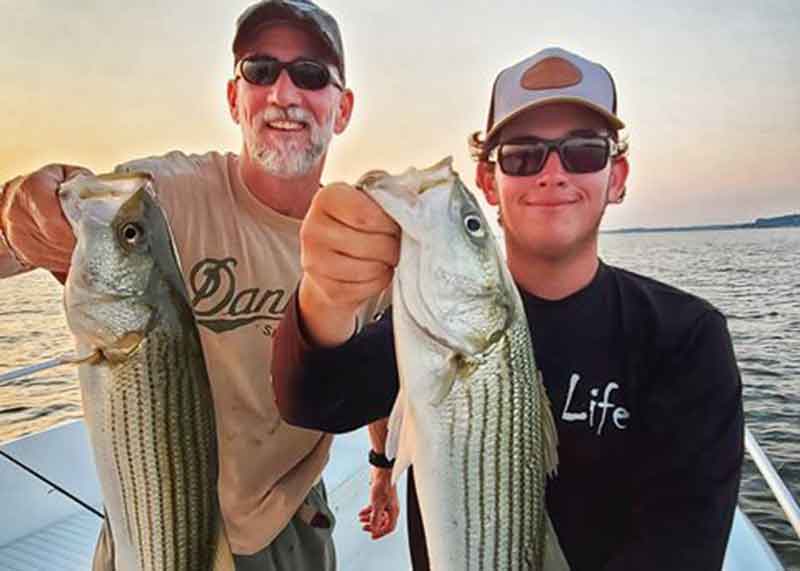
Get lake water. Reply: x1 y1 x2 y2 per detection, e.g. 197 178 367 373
1 227 798 567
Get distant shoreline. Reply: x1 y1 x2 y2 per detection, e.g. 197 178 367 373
602 213 800 235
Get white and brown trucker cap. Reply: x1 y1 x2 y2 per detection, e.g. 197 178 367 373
484 47 625 147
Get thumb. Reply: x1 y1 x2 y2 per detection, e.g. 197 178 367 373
369 496 383 529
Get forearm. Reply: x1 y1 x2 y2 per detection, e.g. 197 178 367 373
0 235 32 278
272 290 399 433
368 418 389 453
0 165 87 276
0 178 33 278
298 277 358 347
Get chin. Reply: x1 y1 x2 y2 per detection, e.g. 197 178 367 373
255 150 317 178
512 224 596 260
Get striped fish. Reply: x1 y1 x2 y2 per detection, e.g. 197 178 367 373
59 174 233 571
361 159 569 570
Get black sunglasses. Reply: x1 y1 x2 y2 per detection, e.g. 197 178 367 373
497 135 619 176
236 56 342 91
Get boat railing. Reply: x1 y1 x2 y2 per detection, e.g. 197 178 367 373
745 426 800 539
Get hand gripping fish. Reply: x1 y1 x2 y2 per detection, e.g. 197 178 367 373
360 158 569 570
59 173 234 571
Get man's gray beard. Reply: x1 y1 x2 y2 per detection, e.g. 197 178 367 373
252 106 334 178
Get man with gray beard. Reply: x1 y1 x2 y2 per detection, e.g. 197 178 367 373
0 1 399 569
256 103 335 177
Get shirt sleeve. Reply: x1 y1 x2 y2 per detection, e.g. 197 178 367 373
272 290 400 434
605 310 744 570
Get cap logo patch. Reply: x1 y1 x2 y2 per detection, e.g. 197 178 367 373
520 57 582 91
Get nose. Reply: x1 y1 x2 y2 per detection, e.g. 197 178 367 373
266 69 302 107
535 149 568 189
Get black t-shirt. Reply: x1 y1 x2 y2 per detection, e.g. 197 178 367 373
272 261 744 570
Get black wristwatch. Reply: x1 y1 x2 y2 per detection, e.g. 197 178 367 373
369 449 395 469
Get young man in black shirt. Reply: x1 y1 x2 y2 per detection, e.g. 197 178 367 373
272 47 744 570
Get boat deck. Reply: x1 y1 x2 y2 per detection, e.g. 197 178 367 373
0 512 100 571
0 420 784 570
0 422 410 570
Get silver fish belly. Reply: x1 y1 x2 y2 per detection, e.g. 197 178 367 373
396 304 556 569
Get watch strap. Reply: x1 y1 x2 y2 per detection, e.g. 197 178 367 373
368 449 395 469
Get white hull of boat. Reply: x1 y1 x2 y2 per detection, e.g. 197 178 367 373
0 420 784 570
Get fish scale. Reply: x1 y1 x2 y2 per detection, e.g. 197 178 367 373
105 308 218 570
439 320 546 570
60 173 234 571
363 158 567 571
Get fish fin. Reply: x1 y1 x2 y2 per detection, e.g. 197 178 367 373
430 372 456 406
212 519 235 570
385 390 404 462
101 331 146 365
543 513 570 571
65 334 144 367
538 368 560 478
387 392 414 486
429 353 461 406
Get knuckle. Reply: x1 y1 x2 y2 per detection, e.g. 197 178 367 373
20 175 56 203
355 199 386 229
323 181 355 194
299 220 314 244
318 182 353 211
299 222 328 253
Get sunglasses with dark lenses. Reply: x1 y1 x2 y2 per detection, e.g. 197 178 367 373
497 135 619 176
236 56 342 91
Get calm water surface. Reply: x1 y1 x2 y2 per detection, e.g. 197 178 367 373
1 227 798 566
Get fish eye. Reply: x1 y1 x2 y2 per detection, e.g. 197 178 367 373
120 222 144 246
463 214 485 237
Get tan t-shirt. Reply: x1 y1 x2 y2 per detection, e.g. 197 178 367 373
117 150 331 554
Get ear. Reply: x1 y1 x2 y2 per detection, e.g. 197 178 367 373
333 88 354 134
227 79 240 124
476 161 499 205
607 155 629 204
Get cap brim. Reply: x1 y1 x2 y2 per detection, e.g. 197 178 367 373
486 96 625 145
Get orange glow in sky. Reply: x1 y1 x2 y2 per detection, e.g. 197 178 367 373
1 0 797 228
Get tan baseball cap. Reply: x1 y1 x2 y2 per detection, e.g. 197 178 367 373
484 47 624 147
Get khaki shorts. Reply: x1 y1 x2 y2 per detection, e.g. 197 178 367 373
92 480 336 571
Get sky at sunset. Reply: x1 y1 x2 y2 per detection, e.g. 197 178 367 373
1 0 798 229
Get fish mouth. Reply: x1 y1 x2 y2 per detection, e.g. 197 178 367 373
417 158 454 195
60 172 152 199
358 157 456 236
59 172 153 228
